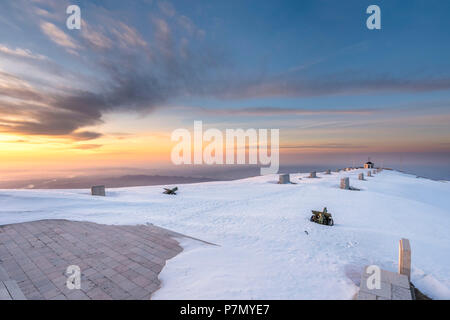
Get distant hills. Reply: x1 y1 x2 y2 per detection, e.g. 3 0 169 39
0 175 217 189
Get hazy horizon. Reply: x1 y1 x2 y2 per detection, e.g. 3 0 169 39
1 153 449 189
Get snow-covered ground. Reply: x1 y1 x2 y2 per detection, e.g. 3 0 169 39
0 169 449 299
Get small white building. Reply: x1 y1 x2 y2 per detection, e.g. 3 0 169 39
364 161 374 169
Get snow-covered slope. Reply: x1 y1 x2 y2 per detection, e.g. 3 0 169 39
0 169 449 299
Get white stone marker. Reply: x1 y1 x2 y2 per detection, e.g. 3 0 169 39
340 177 350 190
278 174 290 184
309 171 317 178
367 171 372 177
91 185 106 196
359 173 364 180
399 238 411 280
325 169 331 174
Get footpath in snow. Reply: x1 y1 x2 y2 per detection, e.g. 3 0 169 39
0 169 449 299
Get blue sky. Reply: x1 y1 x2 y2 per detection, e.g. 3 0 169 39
0 0 449 178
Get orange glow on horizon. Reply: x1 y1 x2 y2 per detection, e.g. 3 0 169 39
1 129 448 175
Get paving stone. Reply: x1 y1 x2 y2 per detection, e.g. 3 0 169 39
33 277 52 288
80 279 97 293
359 278 391 299
362 267 410 289
100 268 116 278
149 264 164 274
66 290 90 300
116 279 138 292
108 287 131 300
3 280 27 300
357 291 377 300
0 281 12 300
0 219 188 300
37 282 57 295
108 273 129 285
359 266 412 300
86 287 112 300
0 266 9 281
121 268 141 281
42 287 62 299
145 282 160 294
21 284 38 296
392 284 412 300
383 271 410 289
129 286 150 300
51 275 68 290
113 264 130 274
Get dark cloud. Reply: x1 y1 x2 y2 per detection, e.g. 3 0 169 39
0 72 45 102
71 131 103 141
0 92 102 139
0 1 222 140
73 144 103 150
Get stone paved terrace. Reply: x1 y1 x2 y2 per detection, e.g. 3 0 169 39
0 219 188 300
357 266 413 300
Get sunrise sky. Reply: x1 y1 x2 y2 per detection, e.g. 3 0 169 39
1 0 450 181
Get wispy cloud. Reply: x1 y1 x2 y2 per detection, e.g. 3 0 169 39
156 0 205 38
281 143 368 149
210 75 450 100
0 71 43 102
73 144 103 150
39 21 79 53
0 139 29 143
158 1 176 17
110 22 147 48
179 106 375 116
0 44 47 60
80 21 113 50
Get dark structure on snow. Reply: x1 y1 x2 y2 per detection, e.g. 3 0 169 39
364 157 374 169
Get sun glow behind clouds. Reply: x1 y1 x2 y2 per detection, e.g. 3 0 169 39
1 97 450 179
